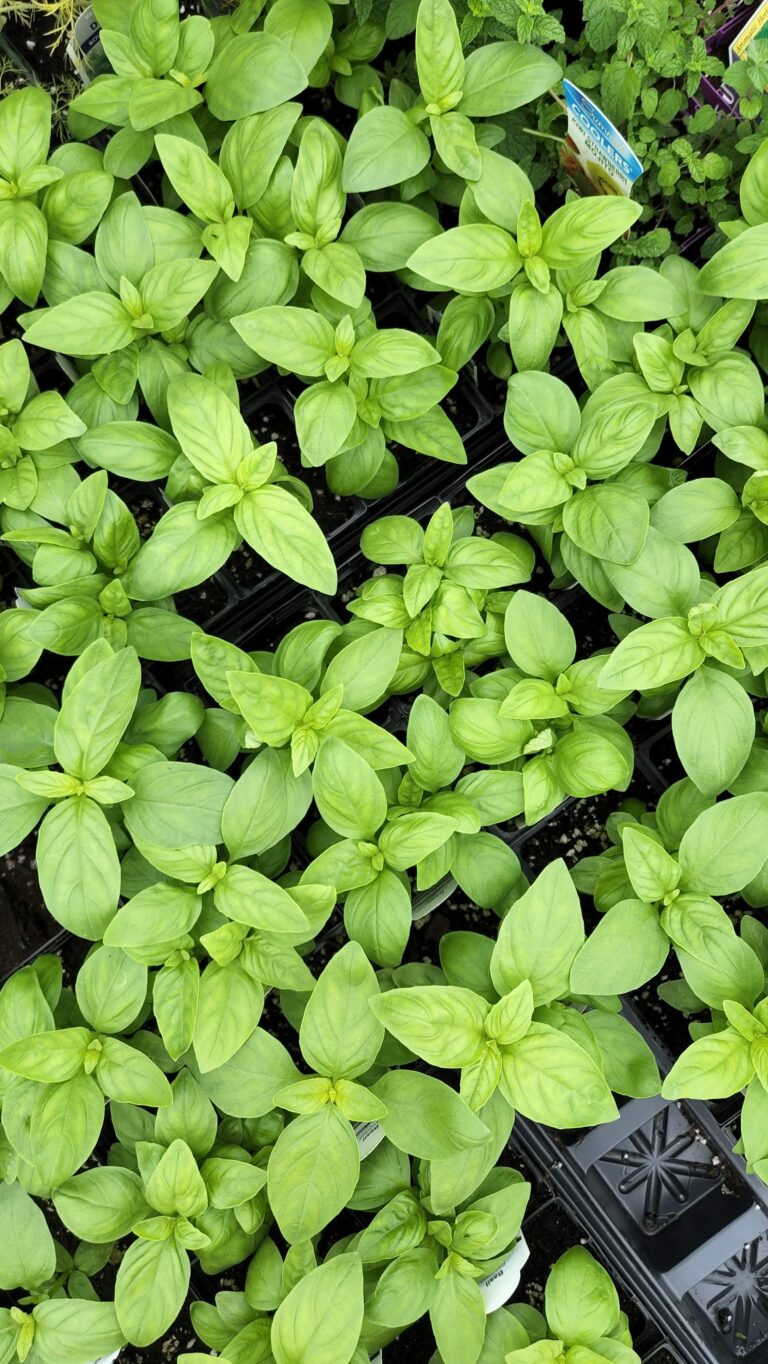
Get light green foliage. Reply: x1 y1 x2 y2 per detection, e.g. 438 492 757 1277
0 0 767 1358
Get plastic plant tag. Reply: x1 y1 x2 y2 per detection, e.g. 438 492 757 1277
478 1235 530 1314
94 1353 121 1364
371 1354 383 1363
66 7 106 84
729 0 768 62
353 1120 386 1159
561 80 644 196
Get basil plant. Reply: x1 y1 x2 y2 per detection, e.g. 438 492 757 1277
118 372 336 597
468 370 671 610
661 921 768 1190
20 190 217 426
70 0 213 172
0 943 171 1195
348 501 534 697
452 590 634 825
4 471 199 660
0 341 85 512
341 0 559 199
0 87 113 309
501 1247 640 1364
349 1152 530 1364
233 300 466 496
571 786 768 999
407 196 645 376
373 859 660 1128
0 1179 124 1364
189 613 405 773
53 1068 270 1347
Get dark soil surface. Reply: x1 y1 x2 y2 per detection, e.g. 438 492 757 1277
246 396 360 537
0 833 59 980
116 1298 199 1363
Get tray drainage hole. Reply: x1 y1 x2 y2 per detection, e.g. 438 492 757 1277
716 1307 734 1333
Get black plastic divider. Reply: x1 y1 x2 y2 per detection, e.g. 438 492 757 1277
507 991 768 1364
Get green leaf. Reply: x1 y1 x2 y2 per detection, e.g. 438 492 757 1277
34 1299 124 1364
373 1069 490 1159
294 380 358 467
53 1166 148 1243
268 1107 359 1243
662 1027 754 1100
540 198 642 268
342 202 441 271
54 646 141 780
222 748 311 859
194 960 264 1072
124 760 233 848
677 793 768 895
430 1265 486 1364
0 87 51 181
4 1070 105 1190
37 797 120 939
115 1233 190 1347
235 485 337 594
0 201 48 306
204 32 308 121
372 984 488 1067
167 372 250 483
155 133 233 225
271 1253 364 1364
342 107 431 192
232 305 336 376
300 942 384 1080
672 669 754 797
408 224 521 292
0 1182 55 1290
500 1024 618 1128
459 41 561 116
23 292 136 358
546 1246 620 1347
321 627 403 713
570 900 669 995
599 618 704 691
586 1012 660 1099
563 486 649 566
416 0 464 108
312 736 387 839
263 0 333 76
491 860 584 1005
504 590 575 679
96 1035 172 1106
75 944 147 1034
0 763 49 854
699 224 768 300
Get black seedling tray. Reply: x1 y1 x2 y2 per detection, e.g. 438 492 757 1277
508 991 768 1364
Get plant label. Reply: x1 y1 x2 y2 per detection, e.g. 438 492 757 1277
478 1234 531 1314
561 79 644 197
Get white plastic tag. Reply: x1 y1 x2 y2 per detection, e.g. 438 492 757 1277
66 7 102 83
478 1235 530 1314
353 1120 386 1159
